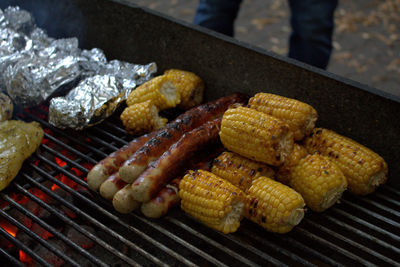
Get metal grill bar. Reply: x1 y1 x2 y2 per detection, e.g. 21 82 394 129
0 226 52 267
90 127 129 145
331 208 400 243
41 144 90 174
323 214 400 255
30 152 210 266
278 235 345 267
304 219 398 265
13 181 142 267
25 114 108 158
0 208 80 267
42 132 98 164
164 216 264 267
236 227 316 267
294 227 374 266
341 199 400 228
1 194 108 267
0 247 25 267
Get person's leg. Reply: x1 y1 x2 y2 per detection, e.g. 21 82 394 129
288 0 338 69
194 0 242 37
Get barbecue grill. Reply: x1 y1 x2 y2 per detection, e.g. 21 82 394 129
1 0 399 266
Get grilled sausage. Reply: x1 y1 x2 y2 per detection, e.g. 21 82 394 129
140 178 181 218
131 118 222 202
139 150 221 218
99 173 127 200
87 132 156 191
119 93 248 183
112 184 140 214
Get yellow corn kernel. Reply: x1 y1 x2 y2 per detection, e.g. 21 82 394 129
304 128 388 195
276 143 308 185
219 106 294 166
120 100 167 135
246 177 305 233
290 154 347 212
164 69 204 109
179 170 245 234
126 75 181 110
211 151 275 193
248 93 318 140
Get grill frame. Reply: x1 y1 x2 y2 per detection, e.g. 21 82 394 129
0 0 400 265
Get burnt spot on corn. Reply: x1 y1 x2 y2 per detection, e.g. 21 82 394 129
261 216 266 223
249 169 256 176
315 129 322 135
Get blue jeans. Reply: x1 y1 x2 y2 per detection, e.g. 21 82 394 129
194 0 338 69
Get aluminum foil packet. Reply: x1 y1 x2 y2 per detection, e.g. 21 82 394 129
49 62 157 129
1 6 157 129
1 7 83 107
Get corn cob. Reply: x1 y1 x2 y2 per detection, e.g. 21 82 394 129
246 177 305 233
120 100 168 135
248 93 318 141
290 154 347 212
126 75 181 110
179 170 245 234
164 69 204 109
276 143 308 185
219 106 294 166
304 128 388 195
211 151 275 193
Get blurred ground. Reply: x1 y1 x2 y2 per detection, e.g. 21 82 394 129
130 0 400 97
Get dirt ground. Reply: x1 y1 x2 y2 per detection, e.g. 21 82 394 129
129 0 400 97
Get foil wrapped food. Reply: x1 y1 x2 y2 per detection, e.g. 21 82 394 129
1 6 157 129
49 62 156 129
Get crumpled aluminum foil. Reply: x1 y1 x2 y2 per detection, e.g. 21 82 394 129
3 37 82 107
1 6 157 129
49 62 157 129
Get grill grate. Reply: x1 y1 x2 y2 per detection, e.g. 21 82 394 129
1 107 399 266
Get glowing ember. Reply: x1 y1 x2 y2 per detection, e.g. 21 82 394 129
28 188 49 203
55 157 67 168
0 220 18 238
71 167 83 177
51 184 60 191
19 250 34 266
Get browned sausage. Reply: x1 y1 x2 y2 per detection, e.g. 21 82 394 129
139 148 222 218
131 118 222 202
118 93 248 183
99 173 127 200
140 178 181 218
112 184 141 214
87 132 156 191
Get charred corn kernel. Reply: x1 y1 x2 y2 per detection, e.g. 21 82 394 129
246 177 305 233
219 106 294 166
179 170 245 234
290 154 347 212
276 143 308 185
164 69 204 109
305 128 388 195
126 75 181 110
248 93 318 141
211 151 275 192
120 100 167 135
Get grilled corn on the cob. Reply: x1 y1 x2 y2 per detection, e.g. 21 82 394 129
276 143 308 185
126 75 181 110
290 154 347 212
246 177 305 233
248 93 318 140
211 151 275 192
179 170 246 234
164 69 204 109
219 106 294 166
305 128 388 195
120 100 167 135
